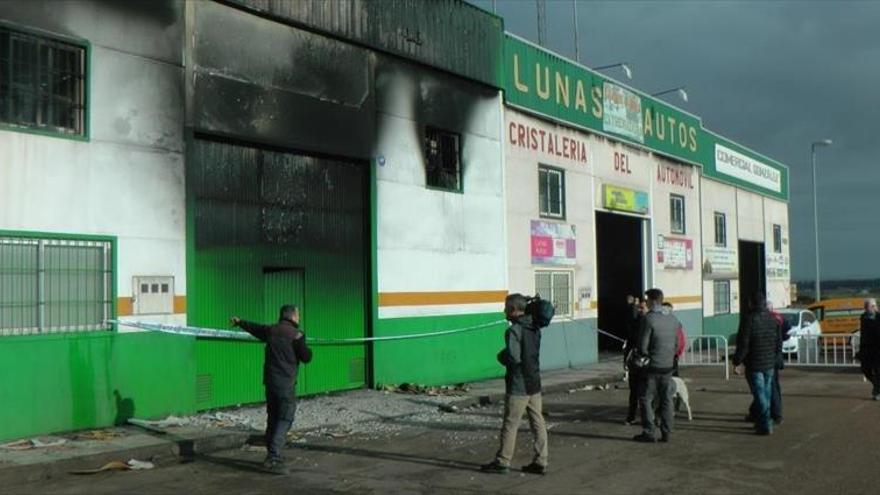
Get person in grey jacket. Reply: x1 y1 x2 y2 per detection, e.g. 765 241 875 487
633 288 681 443
482 293 548 475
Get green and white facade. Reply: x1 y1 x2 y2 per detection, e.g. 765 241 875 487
0 0 788 441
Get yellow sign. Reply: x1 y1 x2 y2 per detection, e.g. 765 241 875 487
603 185 649 214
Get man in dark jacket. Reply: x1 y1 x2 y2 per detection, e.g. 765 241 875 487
231 305 313 474
733 292 781 435
624 296 647 424
857 298 880 400
633 288 681 443
482 294 548 475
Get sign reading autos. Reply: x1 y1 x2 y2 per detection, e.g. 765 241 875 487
715 144 782 193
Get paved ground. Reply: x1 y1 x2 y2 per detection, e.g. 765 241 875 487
16 366 880 495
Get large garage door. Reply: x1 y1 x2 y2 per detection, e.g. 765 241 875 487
189 137 368 410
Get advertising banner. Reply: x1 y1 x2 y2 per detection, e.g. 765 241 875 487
603 184 649 214
766 253 790 280
657 236 694 270
603 82 644 143
714 143 782 193
703 246 738 279
531 220 576 266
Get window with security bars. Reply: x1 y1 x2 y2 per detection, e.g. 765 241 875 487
535 270 572 317
714 212 727 246
670 194 685 234
713 280 730 315
0 235 112 336
538 165 565 219
424 127 462 192
0 26 86 136
773 224 782 253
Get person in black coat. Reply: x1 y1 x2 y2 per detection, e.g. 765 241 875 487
733 292 781 435
857 298 880 400
231 304 312 475
623 296 647 424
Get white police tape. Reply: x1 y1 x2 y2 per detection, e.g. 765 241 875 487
109 319 508 344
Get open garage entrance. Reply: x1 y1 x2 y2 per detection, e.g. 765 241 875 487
738 241 766 314
596 211 646 350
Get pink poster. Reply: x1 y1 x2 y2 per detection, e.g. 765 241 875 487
531 221 576 266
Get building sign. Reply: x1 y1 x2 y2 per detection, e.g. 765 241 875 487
531 221 576 266
502 34 704 168
602 82 643 143
656 163 695 190
767 253 790 280
507 119 589 164
714 143 782 193
602 184 649 214
703 246 737 279
657 236 694 270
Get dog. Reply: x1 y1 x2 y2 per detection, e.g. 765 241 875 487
649 376 693 423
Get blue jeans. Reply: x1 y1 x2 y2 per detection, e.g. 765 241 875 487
747 369 775 433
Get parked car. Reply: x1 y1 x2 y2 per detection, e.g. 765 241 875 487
777 308 822 353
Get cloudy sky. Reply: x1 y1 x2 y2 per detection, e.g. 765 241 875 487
470 0 880 281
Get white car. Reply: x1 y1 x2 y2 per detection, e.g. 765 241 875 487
777 308 822 353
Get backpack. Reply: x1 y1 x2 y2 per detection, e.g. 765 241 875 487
526 294 555 329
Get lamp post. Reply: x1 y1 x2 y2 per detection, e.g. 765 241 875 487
811 139 833 302
651 86 688 102
593 63 633 80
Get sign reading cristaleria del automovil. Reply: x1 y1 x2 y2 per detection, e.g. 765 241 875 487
507 117 589 164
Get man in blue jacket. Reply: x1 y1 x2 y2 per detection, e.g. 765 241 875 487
482 293 548 475
231 304 313 474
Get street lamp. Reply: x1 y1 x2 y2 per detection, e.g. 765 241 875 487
811 138 833 302
651 86 688 102
593 63 633 80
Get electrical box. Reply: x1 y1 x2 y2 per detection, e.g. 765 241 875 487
133 276 174 315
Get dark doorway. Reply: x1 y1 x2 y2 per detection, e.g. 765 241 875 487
596 211 644 350
738 241 766 315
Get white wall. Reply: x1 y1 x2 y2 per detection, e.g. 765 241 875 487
765 198 792 309
0 2 186 325
701 177 741 316
504 109 595 319
375 69 506 319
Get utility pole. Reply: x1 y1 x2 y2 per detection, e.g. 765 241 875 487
573 0 580 63
537 0 547 47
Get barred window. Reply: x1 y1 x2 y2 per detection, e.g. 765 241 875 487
713 280 730 315
0 26 86 136
424 127 462 192
538 166 565 219
535 270 572 317
0 235 112 336
714 212 726 246
773 224 782 253
670 194 686 234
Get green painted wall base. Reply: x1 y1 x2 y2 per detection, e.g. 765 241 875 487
703 313 740 341
0 331 196 442
373 313 507 386
677 308 704 338
541 318 598 370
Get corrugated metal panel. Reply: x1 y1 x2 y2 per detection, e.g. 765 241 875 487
189 138 368 409
222 0 503 87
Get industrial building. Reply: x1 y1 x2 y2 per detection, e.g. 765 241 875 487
0 0 788 441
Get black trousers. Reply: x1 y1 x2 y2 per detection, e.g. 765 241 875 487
265 385 297 461
861 361 880 396
627 369 643 420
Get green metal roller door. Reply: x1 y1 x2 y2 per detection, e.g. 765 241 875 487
187 138 368 410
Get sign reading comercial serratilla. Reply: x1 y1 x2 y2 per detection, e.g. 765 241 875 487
603 82 643 143
531 220 576 266
715 144 782 193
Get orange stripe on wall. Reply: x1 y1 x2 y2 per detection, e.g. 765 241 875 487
378 290 508 307
666 295 702 304
117 297 133 316
174 296 187 314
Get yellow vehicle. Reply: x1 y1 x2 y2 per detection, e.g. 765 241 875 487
808 298 865 335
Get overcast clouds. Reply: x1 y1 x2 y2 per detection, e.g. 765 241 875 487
471 0 880 281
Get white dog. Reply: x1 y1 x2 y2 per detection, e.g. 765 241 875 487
671 376 693 421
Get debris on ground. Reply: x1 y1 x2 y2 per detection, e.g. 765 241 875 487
127 416 188 434
0 438 68 450
72 429 124 441
324 431 352 439
389 383 470 396
70 459 154 475
438 404 460 414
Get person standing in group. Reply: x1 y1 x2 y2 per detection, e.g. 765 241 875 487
231 305 313 475
732 293 781 436
765 301 790 424
856 298 880 400
632 289 681 443
623 296 647 425
482 294 548 475
661 302 688 377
